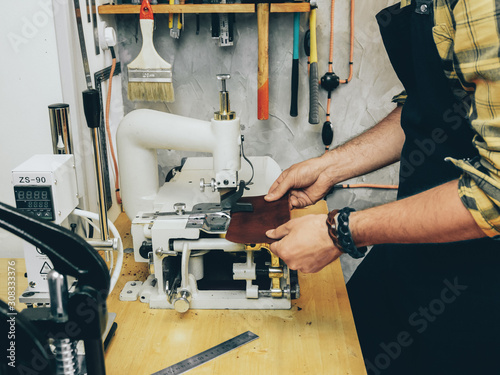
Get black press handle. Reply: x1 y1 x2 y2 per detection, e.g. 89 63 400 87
82 89 101 129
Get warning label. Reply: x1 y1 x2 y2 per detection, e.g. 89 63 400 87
40 262 53 275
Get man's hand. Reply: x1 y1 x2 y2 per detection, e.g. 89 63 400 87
266 214 342 273
264 157 335 209
265 107 404 209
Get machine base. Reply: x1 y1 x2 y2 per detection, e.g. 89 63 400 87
123 275 293 310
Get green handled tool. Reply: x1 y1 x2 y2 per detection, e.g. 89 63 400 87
290 12 300 117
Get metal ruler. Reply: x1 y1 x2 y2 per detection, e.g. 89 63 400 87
151 331 259 375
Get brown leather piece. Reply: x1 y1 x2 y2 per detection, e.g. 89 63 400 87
225 195 290 244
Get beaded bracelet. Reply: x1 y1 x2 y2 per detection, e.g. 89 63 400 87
326 209 340 247
326 207 367 259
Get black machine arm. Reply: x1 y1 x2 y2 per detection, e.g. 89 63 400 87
0 202 111 375
0 202 109 294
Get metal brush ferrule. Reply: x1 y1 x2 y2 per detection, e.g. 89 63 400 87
128 69 173 83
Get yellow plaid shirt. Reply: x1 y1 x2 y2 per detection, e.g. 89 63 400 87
397 0 500 237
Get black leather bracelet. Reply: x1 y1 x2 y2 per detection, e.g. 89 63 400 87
336 207 367 259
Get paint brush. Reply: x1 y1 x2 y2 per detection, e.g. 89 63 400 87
127 0 174 102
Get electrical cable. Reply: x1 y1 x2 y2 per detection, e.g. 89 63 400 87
241 135 254 188
73 209 123 294
105 46 122 205
334 183 398 190
338 0 354 85
79 215 114 276
109 249 114 276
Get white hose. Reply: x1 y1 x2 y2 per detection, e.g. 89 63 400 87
72 209 123 294
108 249 114 277
79 216 114 275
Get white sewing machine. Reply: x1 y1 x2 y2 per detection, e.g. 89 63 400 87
117 75 299 312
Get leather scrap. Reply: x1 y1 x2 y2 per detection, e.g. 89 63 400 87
225 195 290 244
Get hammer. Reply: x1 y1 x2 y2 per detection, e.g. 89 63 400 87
257 2 270 120
308 0 320 124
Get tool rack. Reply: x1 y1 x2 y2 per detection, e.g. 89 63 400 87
99 2 311 119
98 3 311 14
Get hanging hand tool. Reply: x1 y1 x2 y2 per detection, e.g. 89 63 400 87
320 71 339 151
72 0 114 213
322 119 334 152
304 28 310 71
169 0 182 39
290 12 300 117
308 0 319 124
320 0 355 150
91 0 100 55
257 2 270 120
194 0 202 34
128 0 174 102
211 0 235 47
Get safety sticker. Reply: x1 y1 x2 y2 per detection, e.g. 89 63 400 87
40 262 53 275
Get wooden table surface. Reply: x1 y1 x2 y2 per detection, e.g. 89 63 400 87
1 201 366 375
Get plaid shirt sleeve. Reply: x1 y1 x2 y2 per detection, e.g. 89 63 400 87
434 0 500 238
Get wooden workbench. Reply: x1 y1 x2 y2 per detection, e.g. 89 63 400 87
1 201 366 374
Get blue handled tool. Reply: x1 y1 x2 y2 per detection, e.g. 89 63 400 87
290 12 300 117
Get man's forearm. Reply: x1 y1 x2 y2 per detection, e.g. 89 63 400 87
322 106 405 183
350 180 486 247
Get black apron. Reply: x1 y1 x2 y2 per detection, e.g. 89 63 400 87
346 2 500 374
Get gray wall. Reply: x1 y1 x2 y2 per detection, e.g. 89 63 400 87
115 0 403 281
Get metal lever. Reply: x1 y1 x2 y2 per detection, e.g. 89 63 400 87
83 89 110 245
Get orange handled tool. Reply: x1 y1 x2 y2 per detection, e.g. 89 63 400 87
257 3 269 120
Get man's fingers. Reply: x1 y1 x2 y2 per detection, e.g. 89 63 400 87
265 184 287 201
268 240 280 256
266 223 290 240
289 191 313 209
265 173 290 201
289 195 300 209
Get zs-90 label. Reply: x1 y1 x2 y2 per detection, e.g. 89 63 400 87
18 176 46 184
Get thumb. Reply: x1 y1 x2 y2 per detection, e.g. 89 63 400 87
265 182 290 202
266 222 290 240
266 229 277 239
